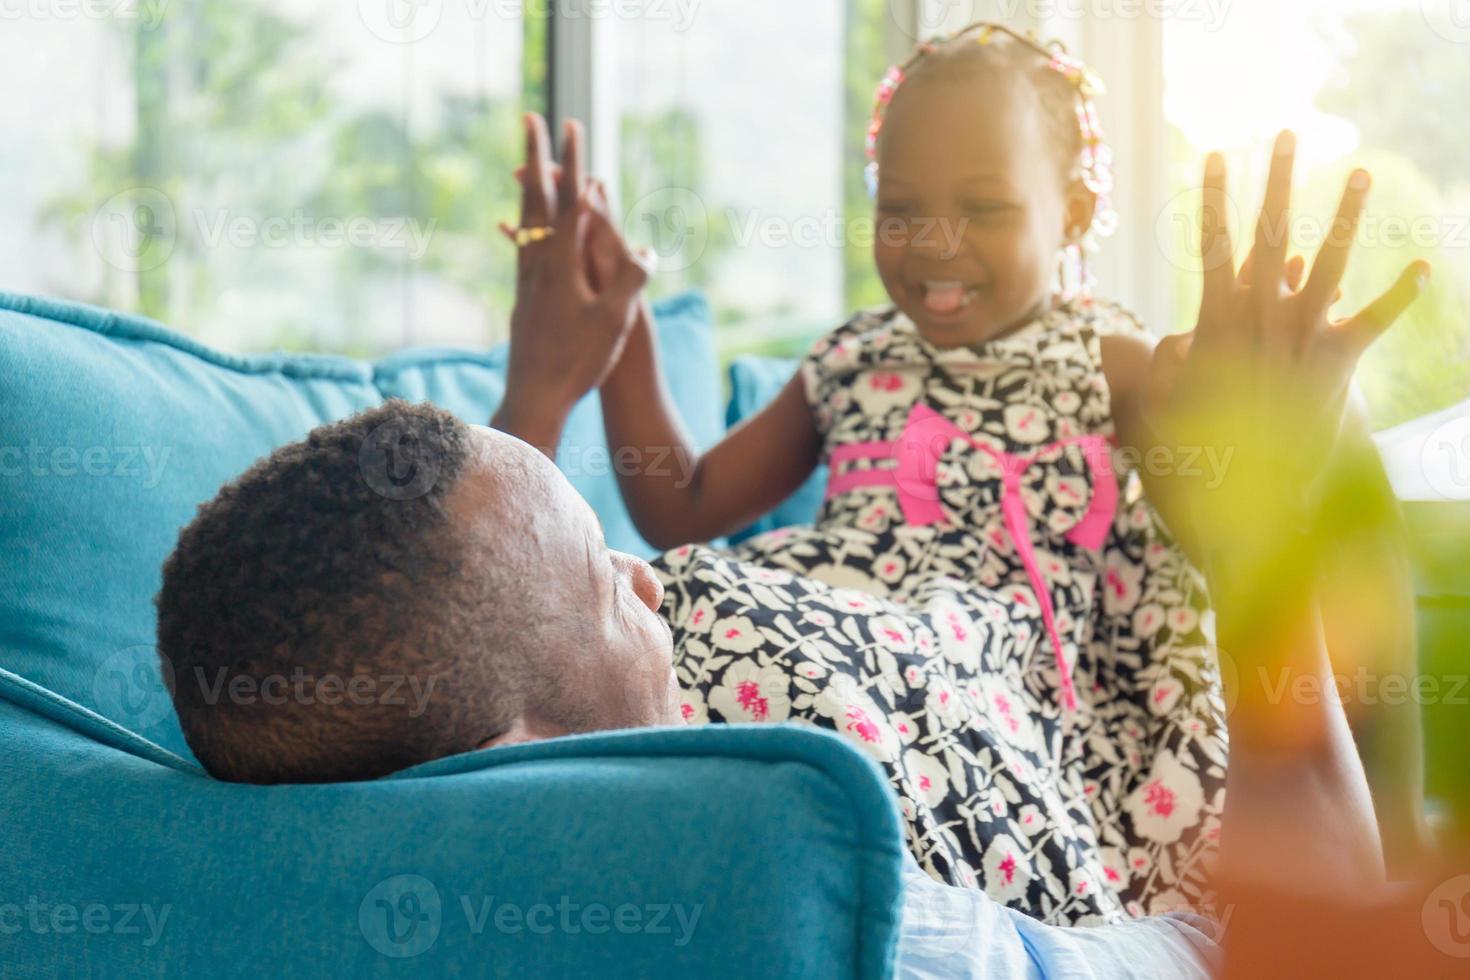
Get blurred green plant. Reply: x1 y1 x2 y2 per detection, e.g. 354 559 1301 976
43 1 545 355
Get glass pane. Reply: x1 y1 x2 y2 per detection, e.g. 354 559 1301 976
1 2 541 355
1161 0 1470 432
615 0 893 358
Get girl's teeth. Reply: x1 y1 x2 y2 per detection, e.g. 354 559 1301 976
923 282 972 315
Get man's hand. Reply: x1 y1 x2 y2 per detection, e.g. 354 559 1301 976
492 114 649 454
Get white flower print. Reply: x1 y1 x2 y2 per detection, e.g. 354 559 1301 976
1004 403 1048 444
931 601 979 666
904 749 950 809
1053 390 1081 415
1147 677 1185 717
1125 750 1204 844
813 674 898 763
855 499 900 534
1099 847 1129 892
1013 804 1045 838
709 615 763 654
708 662 791 723
1102 552 1144 614
1132 603 1167 637
685 597 717 634
874 553 907 584
678 689 709 725
1167 606 1199 635
851 369 921 415
870 615 913 652
981 834 1032 903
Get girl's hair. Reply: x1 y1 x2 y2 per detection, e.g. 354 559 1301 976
865 22 1118 297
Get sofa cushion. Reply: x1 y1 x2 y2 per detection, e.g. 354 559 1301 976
0 291 721 760
725 355 827 543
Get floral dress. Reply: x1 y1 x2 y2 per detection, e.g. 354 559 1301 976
652 301 1228 926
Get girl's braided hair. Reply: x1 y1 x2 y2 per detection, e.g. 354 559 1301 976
865 22 1119 298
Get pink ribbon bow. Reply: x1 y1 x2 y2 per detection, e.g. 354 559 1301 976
826 404 1119 712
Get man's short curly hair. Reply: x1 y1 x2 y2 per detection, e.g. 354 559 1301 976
157 400 517 783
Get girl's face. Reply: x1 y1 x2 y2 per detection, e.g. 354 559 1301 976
873 73 1094 348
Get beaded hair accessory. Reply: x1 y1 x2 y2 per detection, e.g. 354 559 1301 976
863 22 1119 298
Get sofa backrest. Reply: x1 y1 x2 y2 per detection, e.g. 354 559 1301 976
0 291 722 760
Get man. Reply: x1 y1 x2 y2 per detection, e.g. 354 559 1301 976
155 115 1423 977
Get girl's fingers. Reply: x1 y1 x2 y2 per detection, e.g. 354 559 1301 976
519 113 556 230
1303 170 1371 312
585 205 649 310
1252 131 1296 314
1339 262 1430 353
1200 153 1235 323
1284 254 1306 294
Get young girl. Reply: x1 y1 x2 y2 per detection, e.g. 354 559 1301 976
598 23 1222 926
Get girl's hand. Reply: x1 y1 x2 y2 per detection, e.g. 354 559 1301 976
1146 132 1429 571
494 114 648 449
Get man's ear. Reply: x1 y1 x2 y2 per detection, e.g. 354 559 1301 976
1063 179 1099 245
477 714 569 750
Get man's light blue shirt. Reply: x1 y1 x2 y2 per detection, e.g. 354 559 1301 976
896 851 1222 979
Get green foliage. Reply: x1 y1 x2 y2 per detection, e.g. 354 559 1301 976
618 107 736 307
46 1 536 353
1318 10 1470 193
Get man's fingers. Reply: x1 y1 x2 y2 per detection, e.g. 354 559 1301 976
1200 153 1235 323
515 163 562 185
520 113 556 229
1303 169 1370 312
1253 131 1296 311
1339 261 1430 353
556 119 585 233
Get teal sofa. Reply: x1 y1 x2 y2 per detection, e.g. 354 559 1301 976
0 292 905 978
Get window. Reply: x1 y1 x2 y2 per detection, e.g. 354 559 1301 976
2 1 908 360
2 1 542 355
611 0 905 359
1158 0 1470 432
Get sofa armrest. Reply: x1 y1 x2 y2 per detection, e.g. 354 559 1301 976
0 683 904 978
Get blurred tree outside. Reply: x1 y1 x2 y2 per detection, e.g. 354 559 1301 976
44 1 543 356
1168 9 1470 431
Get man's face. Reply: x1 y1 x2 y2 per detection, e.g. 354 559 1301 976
450 426 682 736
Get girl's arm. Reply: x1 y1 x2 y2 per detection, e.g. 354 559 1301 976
599 303 822 550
